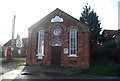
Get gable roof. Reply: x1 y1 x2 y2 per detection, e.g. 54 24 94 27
4 39 16 47
4 38 28 47
28 8 89 32
102 30 116 36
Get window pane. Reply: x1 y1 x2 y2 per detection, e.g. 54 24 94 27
71 38 73 44
71 50 74 54
71 44 73 48
73 50 75 54
72 44 75 48
71 49 75 55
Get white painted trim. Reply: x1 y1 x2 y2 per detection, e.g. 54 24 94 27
36 53 44 56
68 55 78 57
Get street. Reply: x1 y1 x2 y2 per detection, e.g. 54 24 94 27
15 66 120 80
0 62 120 81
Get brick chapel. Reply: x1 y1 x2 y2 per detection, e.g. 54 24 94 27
26 8 90 68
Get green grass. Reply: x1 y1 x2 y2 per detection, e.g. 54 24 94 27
85 60 120 76
1 59 25 64
65 60 120 76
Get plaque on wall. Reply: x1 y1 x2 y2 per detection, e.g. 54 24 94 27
64 48 68 54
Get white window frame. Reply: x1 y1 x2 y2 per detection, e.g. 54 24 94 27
68 29 77 57
36 30 44 59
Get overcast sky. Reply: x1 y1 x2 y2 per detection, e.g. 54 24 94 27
0 0 119 44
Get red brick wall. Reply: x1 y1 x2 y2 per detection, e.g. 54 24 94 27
27 31 90 68
77 32 84 67
26 32 38 65
31 32 37 64
43 32 49 65
82 32 90 67
62 32 69 67
26 33 32 64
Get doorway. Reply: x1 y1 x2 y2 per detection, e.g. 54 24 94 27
51 41 62 66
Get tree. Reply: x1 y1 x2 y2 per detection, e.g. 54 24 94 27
80 4 102 45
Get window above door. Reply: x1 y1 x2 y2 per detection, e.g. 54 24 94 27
52 41 61 46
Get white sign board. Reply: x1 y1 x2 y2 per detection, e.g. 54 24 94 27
64 48 68 54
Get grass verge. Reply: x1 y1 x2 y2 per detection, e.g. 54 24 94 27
66 60 120 77
1 59 25 64
84 60 120 76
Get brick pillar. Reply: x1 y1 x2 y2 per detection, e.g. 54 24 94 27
62 32 69 67
77 32 84 67
83 32 90 67
43 32 49 65
26 32 33 65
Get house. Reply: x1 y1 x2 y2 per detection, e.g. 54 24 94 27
101 29 120 42
3 38 27 59
93 29 120 63
26 8 90 68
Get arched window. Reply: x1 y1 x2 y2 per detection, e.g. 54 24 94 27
36 30 44 59
52 41 61 46
69 29 77 57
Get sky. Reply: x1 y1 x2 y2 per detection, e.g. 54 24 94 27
0 0 119 44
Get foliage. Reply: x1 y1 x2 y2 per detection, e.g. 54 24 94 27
80 4 102 44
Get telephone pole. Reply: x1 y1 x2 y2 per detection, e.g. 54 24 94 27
11 15 16 60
